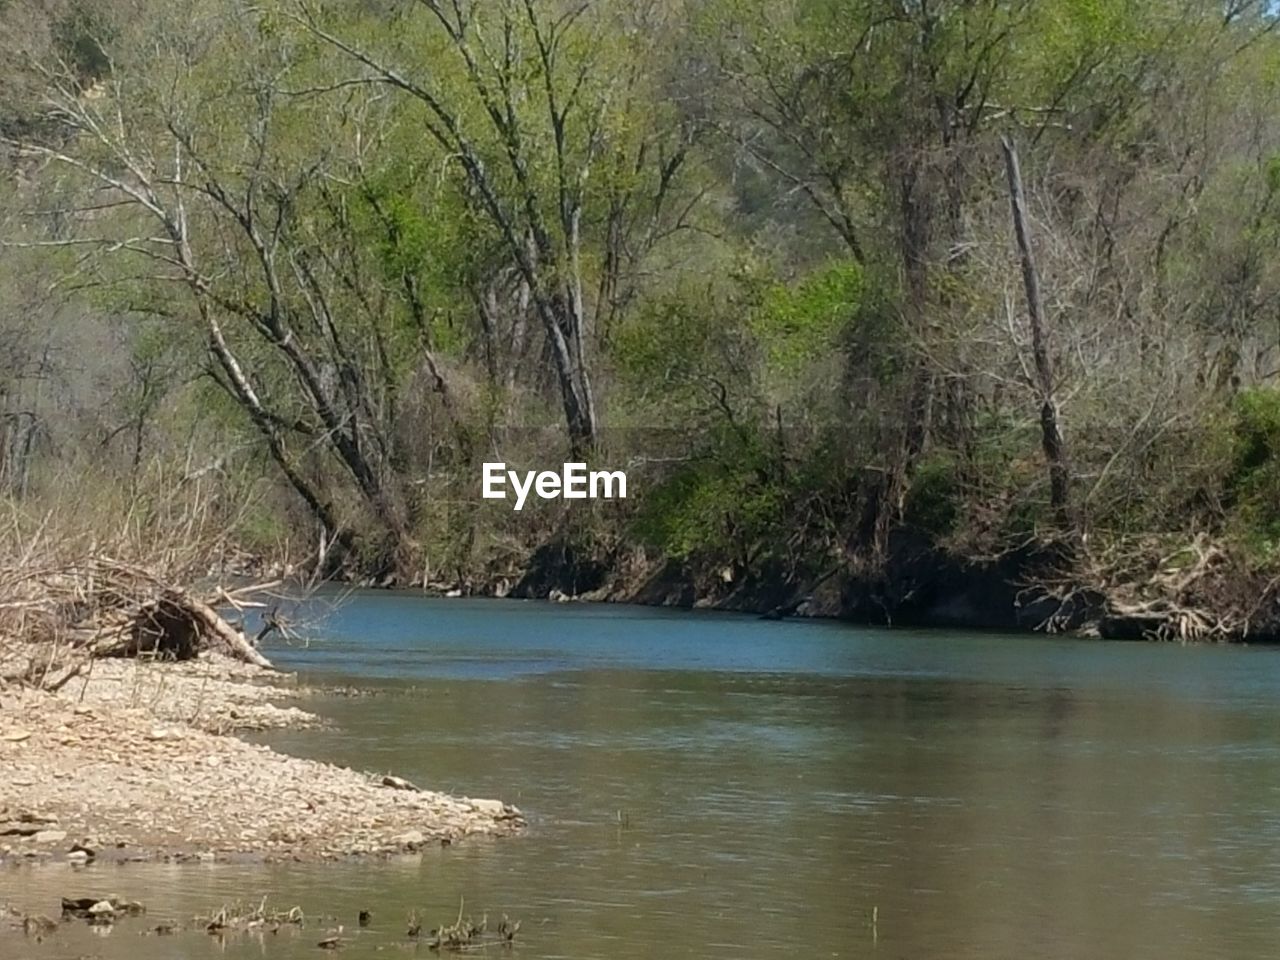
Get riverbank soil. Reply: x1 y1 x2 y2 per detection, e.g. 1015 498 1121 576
499 530 1280 642
0 650 522 864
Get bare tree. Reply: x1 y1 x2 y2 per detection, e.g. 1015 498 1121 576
294 0 692 456
3 45 429 568
1001 135 1072 531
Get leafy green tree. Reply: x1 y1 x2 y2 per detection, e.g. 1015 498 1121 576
295 0 697 456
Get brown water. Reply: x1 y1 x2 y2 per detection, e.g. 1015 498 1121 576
4 595 1280 958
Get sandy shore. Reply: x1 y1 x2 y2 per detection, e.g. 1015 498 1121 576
0 652 523 864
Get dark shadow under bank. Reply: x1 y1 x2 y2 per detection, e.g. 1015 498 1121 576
500 529 1280 644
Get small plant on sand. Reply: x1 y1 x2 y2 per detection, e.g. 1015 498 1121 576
424 897 520 952
200 897 305 934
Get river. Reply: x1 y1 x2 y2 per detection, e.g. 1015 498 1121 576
5 594 1280 958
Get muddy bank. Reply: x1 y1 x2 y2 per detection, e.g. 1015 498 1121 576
507 532 1089 628
0 650 522 865
498 530 1280 643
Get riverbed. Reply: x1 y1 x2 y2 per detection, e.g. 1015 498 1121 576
5 594 1280 958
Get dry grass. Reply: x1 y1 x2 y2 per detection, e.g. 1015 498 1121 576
0 474 281 689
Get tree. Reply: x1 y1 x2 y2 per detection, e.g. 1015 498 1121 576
293 0 695 456
696 0 1057 545
1001 135 1071 531
3 12 442 571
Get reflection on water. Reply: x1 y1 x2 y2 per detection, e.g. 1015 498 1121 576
4 597 1280 958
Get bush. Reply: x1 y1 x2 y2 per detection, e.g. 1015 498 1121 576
1225 388 1280 559
629 418 786 563
903 454 961 538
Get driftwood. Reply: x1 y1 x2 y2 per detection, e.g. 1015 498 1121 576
0 556 276 686
89 591 273 669
1099 539 1244 642
1036 534 1259 643
184 591 274 668
1014 532 1270 643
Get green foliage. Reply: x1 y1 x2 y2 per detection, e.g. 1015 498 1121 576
347 161 478 357
1265 154 1280 196
1232 388 1280 478
613 266 762 415
1225 389 1280 559
356 167 473 287
11 0 1280 593
632 446 780 561
751 261 860 375
51 2 114 81
615 258 860 432
903 454 961 538
236 502 291 556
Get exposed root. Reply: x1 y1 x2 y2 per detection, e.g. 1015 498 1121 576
1050 533 1272 642
1012 533 1274 643
1096 535 1246 642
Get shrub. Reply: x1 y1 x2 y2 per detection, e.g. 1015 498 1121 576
903 453 961 538
1225 388 1280 559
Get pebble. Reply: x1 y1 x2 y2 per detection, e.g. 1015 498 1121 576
0 651 524 864
393 829 425 847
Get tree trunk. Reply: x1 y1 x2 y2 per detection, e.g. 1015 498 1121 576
1001 135 1074 532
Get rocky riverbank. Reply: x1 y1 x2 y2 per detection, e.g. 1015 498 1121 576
0 650 523 865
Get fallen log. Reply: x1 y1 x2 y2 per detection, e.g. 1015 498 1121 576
176 590 274 669
0 555 277 685
92 590 273 669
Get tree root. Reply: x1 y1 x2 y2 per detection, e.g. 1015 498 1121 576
1017 533 1264 643
1089 534 1254 642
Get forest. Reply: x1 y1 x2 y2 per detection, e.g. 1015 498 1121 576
3 0 1280 639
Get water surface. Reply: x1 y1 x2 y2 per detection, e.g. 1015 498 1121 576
5 595 1280 958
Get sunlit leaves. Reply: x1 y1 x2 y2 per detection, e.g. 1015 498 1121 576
751 260 861 375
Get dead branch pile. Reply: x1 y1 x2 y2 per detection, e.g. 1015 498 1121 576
1090 534 1269 642
1019 532 1280 643
0 555 276 688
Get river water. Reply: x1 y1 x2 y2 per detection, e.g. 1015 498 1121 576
5 594 1280 958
